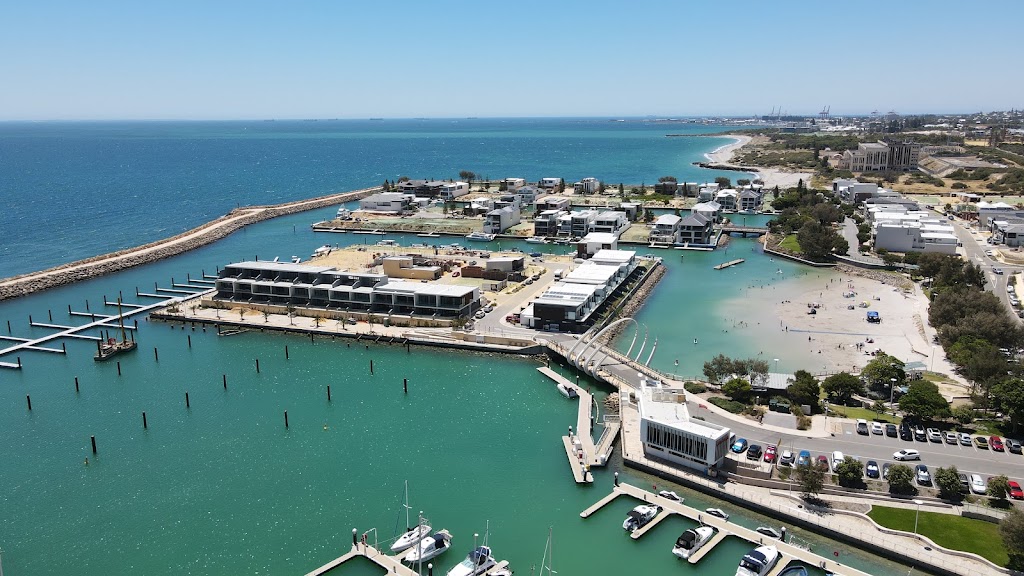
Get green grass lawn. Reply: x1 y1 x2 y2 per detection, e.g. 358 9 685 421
778 234 800 253
867 506 1008 566
827 404 901 424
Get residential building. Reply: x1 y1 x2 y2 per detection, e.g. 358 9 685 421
738 189 761 212
649 214 681 244
638 376 731 474
995 222 1024 247
438 181 470 201
503 177 526 191
618 202 641 221
678 213 713 245
697 183 720 202
382 257 442 280
573 177 600 194
214 261 479 317
871 211 957 254
533 209 563 237
535 196 572 212
833 178 880 203
590 210 630 237
483 206 521 234
576 232 618 258
395 179 447 196
693 201 722 223
714 189 738 211
557 209 599 237
539 177 563 189
653 181 678 195
508 185 540 205
520 250 638 331
359 193 415 213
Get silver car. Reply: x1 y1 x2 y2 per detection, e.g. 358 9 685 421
959 432 973 446
944 431 958 444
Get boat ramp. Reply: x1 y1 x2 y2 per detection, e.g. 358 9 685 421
580 482 870 575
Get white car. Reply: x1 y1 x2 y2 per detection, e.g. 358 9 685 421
926 428 943 442
959 432 973 446
871 422 884 435
893 449 921 461
944 431 958 444
971 474 987 495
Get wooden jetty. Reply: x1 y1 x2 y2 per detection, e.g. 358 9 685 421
580 483 871 576
714 258 745 270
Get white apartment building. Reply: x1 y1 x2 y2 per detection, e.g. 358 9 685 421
573 177 601 194
872 211 957 254
649 214 681 244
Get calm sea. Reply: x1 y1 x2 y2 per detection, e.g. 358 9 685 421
0 120 917 575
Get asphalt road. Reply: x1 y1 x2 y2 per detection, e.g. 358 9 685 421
943 209 1023 315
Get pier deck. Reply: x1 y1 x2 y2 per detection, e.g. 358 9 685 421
561 436 593 483
686 530 728 564
584 483 871 576
537 366 619 467
630 508 671 540
714 258 745 270
579 490 621 518
305 543 418 576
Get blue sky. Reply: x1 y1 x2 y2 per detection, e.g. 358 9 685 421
1 0 1021 120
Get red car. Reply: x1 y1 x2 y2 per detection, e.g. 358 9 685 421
991 436 1005 452
1009 481 1024 500
816 455 829 471
763 445 778 463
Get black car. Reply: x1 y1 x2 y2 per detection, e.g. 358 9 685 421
747 444 763 460
885 424 898 438
899 424 914 441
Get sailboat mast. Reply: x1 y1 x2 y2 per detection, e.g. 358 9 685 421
117 297 127 342
404 480 411 530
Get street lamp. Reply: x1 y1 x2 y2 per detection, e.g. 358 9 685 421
913 499 923 534
890 377 898 416
930 345 936 372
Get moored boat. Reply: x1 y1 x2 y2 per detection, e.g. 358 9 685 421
465 232 496 242
658 490 683 502
755 526 782 539
94 298 136 361
403 530 452 563
778 566 810 576
390 481 432 553
672 526 715 560
525 236 549 244
735 544 780 576
706 507 730 520
556 382 579 399
622 504 660 531
445 545 496 576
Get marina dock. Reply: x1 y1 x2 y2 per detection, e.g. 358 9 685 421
539 366 620 484
580 483 871 576
714 258 745 270
629 508 670 540
304 543 418 576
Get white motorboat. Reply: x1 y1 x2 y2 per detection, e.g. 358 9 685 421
755 526 782 539
672 526 715 560
622 504 660 531
376 239 399 247
416 232 440 237
445 545 496 576
525 236 549 244
465 232 496 241
390 482 432 553
735 545 780 576
658 490 683 502
311 244 332 258
403 530 452 563
556 382 579 399
706 508 730 521
336 208 352 220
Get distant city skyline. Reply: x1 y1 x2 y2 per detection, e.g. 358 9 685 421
1 0 1022 121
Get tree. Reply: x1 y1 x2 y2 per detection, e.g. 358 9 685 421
934 466 964 501
1000 508 1024 570
870 400 888 418
794 463 825 499
951 404 975 426
835 456 864 487
899 380 951 421
887 464 916 494
459 170 476 183
643 208 654 223
658 175 677 183
797 220 843 261
617 183 625 197
993 379 1024 433
822 372 864 404
703 354 735 384
722 378 752 402
714 177 732 189
860 353 905 393
397 176 410 183
989 474 1011 501
786 371 821 410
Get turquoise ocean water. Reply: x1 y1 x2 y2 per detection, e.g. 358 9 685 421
0 120 918 575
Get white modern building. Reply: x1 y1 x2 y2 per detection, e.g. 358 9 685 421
483 206 521 234
503 177 526 191
638 376 732 474
540 177 563 189
978 201 1021 228
871 211 957 254
697 183 720 202
576 232 618 257
649 214 681 244
439 181 470 201
693 201 722 224
533 209 564 237
714 189 738 211
590 210 631 237
573 177 600 195
359 193 416 213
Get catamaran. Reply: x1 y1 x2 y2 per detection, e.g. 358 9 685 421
94 297 136 361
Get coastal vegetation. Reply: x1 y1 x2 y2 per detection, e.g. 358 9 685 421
767 180 848 262
868 506 1009 567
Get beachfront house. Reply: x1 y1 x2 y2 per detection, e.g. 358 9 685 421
573 177 600 195
714 189 738 211
618 202 641 221
678 213 713 245
649 214 681 244
540 177 563 189
439 181 470 201
359 193 416 213
697 183 720 202
557 209 599 237
508 185 540 205
503 177 526 191
738 189 761 212
483 206 521 234
536 196 572 212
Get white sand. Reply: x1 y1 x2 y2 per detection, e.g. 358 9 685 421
706 134 814 190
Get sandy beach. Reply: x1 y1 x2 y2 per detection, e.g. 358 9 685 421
706 133 814 190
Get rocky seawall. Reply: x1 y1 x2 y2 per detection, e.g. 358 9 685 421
0 187 379 301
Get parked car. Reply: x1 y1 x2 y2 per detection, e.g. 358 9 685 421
975 436 989 449
900 424 914 441
882 463 892 480
816 455 830 471
830 451 845 472
856 419 869 435
866 460 880 479
1009 481 1024 500
914 426 927 442
970 474 987 494
991 436 1005 452
958 472 970 491
885 423 898 438
1008 439 1023 454
927 428 943 443
780 450 795 466
915 464 931 486
894 449 921 461
959 432 973 446
763 445 777 463
944 431 958 444
797 450 811 467
731 438 748 453
747 445 763 460
871 422 884 435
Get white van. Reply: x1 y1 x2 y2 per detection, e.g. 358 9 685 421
831 451 845 472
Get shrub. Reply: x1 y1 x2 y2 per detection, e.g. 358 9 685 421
684 381 707 394
708 396 745 414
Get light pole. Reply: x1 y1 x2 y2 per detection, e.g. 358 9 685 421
890 377 897 417
913 499 923 535
930 345 936 372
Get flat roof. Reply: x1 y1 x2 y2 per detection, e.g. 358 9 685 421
591 249 635 263
638 383 730 440
227 261 336 275
580 232 618 243
563 264 618 284
374 281 476 297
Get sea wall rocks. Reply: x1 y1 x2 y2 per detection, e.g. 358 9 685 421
0 187 379 301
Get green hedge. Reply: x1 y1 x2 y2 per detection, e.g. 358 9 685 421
708 396 745 414
684 381 707 394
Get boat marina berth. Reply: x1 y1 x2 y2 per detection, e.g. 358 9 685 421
736 545 780 576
